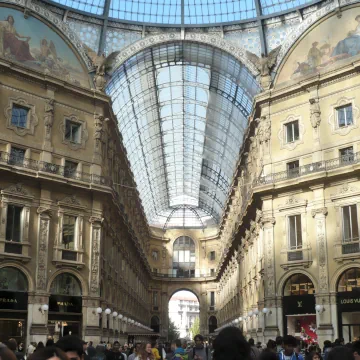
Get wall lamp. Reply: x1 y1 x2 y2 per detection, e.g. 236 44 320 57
248 310 253 317
253 309 259 316
262 308 272 316
118 314 123 320
315 304 325 313
105 308 111 315
39 304 49 314
93 307 103 315
112 311 118 317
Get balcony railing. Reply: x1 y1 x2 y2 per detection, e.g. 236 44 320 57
152 269 215 278
0 151 111 186
342 240 360 254
255 152 360 185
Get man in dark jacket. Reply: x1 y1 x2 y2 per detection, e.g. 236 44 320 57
106 341 125 360
189 335 211 360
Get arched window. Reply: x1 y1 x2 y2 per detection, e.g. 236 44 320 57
151 315 160 333
0 267 28 292
173 236 195 276
209 316 217 334
50 273 82 296
283 274 315 296
338 268 360 292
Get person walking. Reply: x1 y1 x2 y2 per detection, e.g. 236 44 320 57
278 336 304 360
189 335 211 360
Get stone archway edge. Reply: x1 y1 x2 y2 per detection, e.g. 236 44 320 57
112 33 259 77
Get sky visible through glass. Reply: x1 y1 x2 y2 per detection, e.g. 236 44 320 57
50 0 313 23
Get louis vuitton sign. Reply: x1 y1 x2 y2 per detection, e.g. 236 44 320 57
283 295 316 315
337 292 360 311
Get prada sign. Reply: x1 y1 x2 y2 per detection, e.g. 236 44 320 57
49 295 82 313
283 295 315 315
0 291 28 310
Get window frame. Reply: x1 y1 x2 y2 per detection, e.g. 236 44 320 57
285 120 300 144
11 104 29 129
65 120 82 144
5 204 24 243
341 204 359 243
336 104 353 128
288 214 303 250
54 196 85 266
0 184 33 258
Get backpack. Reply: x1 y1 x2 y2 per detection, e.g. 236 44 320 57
192 347 208 360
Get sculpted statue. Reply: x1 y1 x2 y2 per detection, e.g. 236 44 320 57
44 98 54 138
246 46 281 89
309 98 321 128
256 116 271 143
84 45 120 92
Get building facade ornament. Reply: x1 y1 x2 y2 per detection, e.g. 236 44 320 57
309 98 321 128
44 98 54 142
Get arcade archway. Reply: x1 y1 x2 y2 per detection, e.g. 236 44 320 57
169 290 200 340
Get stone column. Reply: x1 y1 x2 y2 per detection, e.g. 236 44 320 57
311 205 334 344
262 208 279 341
28 293 49 345
84 217 103 344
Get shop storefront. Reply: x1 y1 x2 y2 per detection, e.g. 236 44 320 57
337 268 360 343
48 273 82 340
282 274 317 342
0 267 28 343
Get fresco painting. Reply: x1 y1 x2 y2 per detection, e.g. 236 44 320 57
0 7 90 88
277 8 360 84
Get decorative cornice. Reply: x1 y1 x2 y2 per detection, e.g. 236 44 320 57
311 207 328 217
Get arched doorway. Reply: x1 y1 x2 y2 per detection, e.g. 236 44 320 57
0 267 28 343
173 236 196 278
151 315 160 333
337 267 360 342
282 273 316 339
208 316 217 334
169 290 199 340
48 273 82 339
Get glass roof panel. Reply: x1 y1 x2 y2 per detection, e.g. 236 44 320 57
106 42 260 228
183 0 256 24
51 0 105 14
260 0 313 15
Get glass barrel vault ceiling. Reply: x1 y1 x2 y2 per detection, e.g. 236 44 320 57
106 42 260 228
50 0 316 24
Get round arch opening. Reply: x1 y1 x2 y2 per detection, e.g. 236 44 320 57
208 315 217 335
0 266 28 343
282 273 317 341
48 272 83 339
336 267 360 343
168 290 200 341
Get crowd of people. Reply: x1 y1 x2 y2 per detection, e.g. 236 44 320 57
0 329 359 360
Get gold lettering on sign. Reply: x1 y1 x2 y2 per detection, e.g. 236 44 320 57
297 301 303 308
0 298 18 303
57 301 74 306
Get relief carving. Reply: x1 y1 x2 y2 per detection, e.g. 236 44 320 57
44 98 54 140
309 98 321 128
37 217 49 291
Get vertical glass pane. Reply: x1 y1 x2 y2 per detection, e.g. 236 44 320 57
346 106 353 125
286 123 293 142
5 205 22 242
179 250 184 262
296 214 302 247
351 205 359 240
294 121 299 141
288 216 296 248
184 250 190 262
343 206 351 241
173 250 179 262
338 108 346 127
63 215 76 249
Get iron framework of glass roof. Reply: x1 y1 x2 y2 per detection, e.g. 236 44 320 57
48 0 319 25
106 41 260 228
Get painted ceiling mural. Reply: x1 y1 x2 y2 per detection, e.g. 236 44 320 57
0 7 90 88
277 7 360 84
